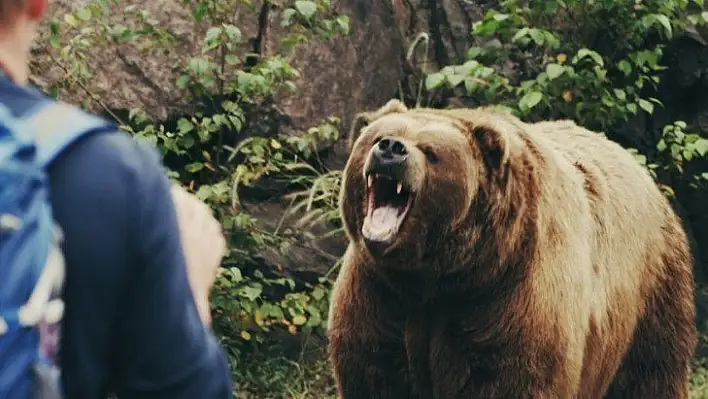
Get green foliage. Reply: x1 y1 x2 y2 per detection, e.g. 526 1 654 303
42 0 349 392
234 354 337 398
691 356 708 398
657 121 708 185
421 0 708 198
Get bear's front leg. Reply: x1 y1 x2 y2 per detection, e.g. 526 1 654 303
429 326 573 399
453 375 560 399
327 260 411 399
328 334 411 399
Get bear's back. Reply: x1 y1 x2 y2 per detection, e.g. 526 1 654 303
528 118 686 334
530 120 668 226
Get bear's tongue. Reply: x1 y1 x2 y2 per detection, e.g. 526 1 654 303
362 205 401 242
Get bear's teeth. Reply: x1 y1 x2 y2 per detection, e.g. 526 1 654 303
367 175 374 188
396 182 403 194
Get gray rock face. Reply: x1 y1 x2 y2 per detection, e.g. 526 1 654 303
32 0 404 135
32 0 208 121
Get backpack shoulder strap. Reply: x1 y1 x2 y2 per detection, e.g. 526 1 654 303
23 101 118 168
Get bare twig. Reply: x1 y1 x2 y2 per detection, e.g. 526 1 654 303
42 44 127 127
406 32 431 108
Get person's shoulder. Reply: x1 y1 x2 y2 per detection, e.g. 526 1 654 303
63 128 161 173
0 76 163 182
0 77 47 116
50 129 167 214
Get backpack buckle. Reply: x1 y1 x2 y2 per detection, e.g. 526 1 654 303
0 213 23 231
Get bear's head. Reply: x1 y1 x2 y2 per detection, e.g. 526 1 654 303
340 100 531 266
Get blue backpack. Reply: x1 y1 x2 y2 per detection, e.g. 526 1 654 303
0 99 115 399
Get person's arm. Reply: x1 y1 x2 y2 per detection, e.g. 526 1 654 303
49 131 232 398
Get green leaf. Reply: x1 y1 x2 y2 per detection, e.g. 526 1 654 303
76 8 92 21
241 286 262 301
292 315 307 326
336 15 351 35
575 48 604 67
627 103 638 114
50 18 60 35
465 46 485 60
64 13 78 27
177 118 194 134
657 139 667 152
294 0 317 19
671 143 681 157
185 162 204 173
618 60 632 76
188 57 210 76
311 286 325 300
176 75 190 89
306 307 322 327
425 72 445 90
181 135 195 149
224 24 242 42
643 14 673 38
464 78 478 94
281 8 296 27
529 29 545 46
284 81 297 93
260 303 284 319
49 35 60 49
695 139 708 156
635 50 659 68
231 267 244 283
633 153 647 165
655 14 672 37
511 27 529 43
204 26 222 44
477 66 494 78
446 74 465 88
638 99 654 114
545 63 564 80
613 89 626 101
519 91 543 111
225 54 240 65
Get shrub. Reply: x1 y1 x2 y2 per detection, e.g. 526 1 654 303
420 0 708 194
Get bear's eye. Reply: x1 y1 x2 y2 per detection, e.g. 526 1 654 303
422 147 439 164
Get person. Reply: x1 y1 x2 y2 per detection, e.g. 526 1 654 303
0 0 233 397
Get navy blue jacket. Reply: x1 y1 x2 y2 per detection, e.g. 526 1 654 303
0 77 232 398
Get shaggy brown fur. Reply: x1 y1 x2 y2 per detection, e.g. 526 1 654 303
327 100 697 399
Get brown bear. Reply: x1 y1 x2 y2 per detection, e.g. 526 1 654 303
326 99 697 399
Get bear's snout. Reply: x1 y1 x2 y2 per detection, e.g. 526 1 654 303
365 136 409 181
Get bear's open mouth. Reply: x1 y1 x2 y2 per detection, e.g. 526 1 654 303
362 172 413 246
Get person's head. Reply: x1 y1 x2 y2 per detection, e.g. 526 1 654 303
0 0 49 84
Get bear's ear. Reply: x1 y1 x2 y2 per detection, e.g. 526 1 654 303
470 124 512 170
347 112 373 152
347 99 408 151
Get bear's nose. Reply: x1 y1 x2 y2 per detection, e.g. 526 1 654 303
373 137 408 165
